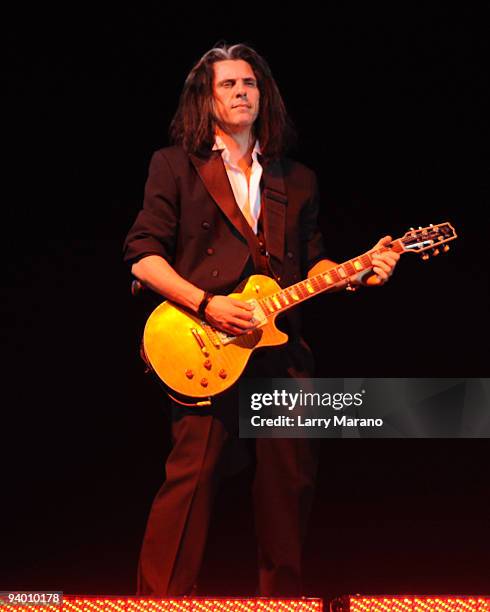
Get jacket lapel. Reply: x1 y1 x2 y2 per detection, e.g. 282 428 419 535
190 150 289 274
189 151 257 246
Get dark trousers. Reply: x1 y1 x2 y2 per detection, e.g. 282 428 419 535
137 344 320 596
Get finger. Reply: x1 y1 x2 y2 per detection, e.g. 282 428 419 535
227 323 256 335
217 318 251 334
383 256 399 268
373 268 390 282
374 251 399 265
230 315 257 329
373 235 392 249
377 251 400 264
372 258 392 275
373 260 393 280
234 300 255 311
223 324 247 336
233 309 255 322
373 254 397 271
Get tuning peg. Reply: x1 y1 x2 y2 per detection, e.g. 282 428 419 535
410 227 415 231
430 223 434 227
443 245 450 252
432 248 440 256
421 253 430 261
419 226 423 229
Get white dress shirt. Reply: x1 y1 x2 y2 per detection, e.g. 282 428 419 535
213 135 263 234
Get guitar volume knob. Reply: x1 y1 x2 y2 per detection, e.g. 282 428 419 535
219 369 227 379
185 369 194 379
200 378 208 387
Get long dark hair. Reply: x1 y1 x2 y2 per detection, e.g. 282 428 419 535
169 43 295 161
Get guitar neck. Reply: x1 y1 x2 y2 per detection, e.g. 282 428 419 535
257 240 406 316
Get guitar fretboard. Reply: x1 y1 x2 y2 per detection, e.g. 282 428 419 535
258 240 405 316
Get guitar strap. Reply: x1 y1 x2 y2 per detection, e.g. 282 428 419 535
255 158 288 281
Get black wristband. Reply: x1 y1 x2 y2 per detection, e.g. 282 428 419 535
197 291 214 318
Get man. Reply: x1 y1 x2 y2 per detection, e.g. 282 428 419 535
123 43 399 597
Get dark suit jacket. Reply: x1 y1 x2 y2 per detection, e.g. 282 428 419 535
124 145 325 286
123 145 327 372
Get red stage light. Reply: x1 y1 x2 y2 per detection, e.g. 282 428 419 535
0 597 322 612
330 596 490 612
1 595 488 612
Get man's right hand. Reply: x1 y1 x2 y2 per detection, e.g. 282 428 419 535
204 295 257 336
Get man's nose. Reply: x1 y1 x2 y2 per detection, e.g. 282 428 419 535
235 81 247 97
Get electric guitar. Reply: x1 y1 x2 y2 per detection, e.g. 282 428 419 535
142 222 457 403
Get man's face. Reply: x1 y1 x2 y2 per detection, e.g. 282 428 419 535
212 59 260 132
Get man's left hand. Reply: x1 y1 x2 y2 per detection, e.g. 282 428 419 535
357 235 400 286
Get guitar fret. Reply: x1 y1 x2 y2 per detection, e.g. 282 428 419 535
266 297 277 311
302 282 311 297
392 240 404 254
344 261 356 276
315 274 328 289
260 299 273 314
309 277 321 293
289 287 300 301
279 291 290 305
285 287 298 302
360 253 372 268
271 295 282 310
351 258 364 272
337 266 347 279
296 282 307 298
304 280 315 294
265 297 277 312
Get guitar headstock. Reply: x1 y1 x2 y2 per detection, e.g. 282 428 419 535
399 222 457 259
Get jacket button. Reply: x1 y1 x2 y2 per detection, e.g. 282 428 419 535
206 247 215 255
287 251 294 259
211 269 219 277
202 221 210 230
260 247 266 255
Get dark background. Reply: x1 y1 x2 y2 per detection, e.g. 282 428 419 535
2 2 489 603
